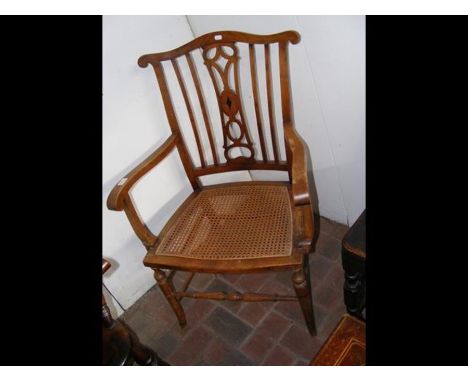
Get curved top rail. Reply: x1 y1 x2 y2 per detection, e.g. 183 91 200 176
138 30 301 67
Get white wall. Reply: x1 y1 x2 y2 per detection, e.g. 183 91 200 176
103 16 365 314
103 15 195 311
103 16 250 312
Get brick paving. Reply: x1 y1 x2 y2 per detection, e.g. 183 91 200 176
120 216 348 366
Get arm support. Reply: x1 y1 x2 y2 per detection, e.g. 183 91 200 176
285 122 315 251
284 122 311 207
107 134 178 211
106 133 178 249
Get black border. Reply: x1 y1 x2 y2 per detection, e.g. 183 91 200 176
1 14 467 366
1 16 102 365
366 15 468 365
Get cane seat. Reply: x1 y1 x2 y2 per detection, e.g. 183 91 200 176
154 182 293 261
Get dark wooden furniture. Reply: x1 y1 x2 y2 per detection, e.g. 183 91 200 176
107 31 318 335
311 314 365 366
341 210 366 319
103 259 168 366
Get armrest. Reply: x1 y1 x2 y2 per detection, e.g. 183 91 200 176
107 134 178 211
285 122 316 251
102 259 111 274
284 122 311 207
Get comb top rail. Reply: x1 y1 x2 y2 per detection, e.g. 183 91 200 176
138 30 301 66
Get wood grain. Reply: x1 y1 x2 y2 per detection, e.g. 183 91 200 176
107 30 318 337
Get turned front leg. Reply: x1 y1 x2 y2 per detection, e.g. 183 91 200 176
153 268 187 327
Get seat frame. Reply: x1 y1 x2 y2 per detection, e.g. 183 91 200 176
107 30 317 336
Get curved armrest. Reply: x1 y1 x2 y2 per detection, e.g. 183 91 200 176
284 122 311 207
107 134 178 211
102 259 111 274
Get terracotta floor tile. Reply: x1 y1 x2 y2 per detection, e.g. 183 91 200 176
315 283 342 311
219 273 243 285
240 332 275 364
203 336 254 366
319 217 336 235
255 311 291 341
262 345 296 366
280 324 323 359
184 299 216 323
147 331 179 359
234 273 273 293
259 276 294 295
167 326 212 365
273 300 306 325
190 273 215 291
323 262 345 291
309 252 335 281
237 302 271 327
315 233 342 262
204 307 252 347
275 270 293 288
332 223 350 240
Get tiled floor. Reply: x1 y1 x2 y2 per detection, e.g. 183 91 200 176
121 216 348 366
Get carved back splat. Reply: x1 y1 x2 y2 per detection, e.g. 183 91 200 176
202 43 254 163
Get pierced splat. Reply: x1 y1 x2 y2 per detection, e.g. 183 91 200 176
202 43 255 163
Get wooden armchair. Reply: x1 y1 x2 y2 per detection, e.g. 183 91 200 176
107 30 317 335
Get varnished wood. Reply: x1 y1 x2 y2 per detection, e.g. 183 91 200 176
174 290 297 302
284 122 311 206
311 314 365 366
102 259 111 274
278 42 293 125
194 160 288 176
342 210 366 319
124 194 158 250
153 268 187 327
293 258 317 336
185 52 219 165
107 133 178 211
171 58 206 167
108 30 318 337
279 41 293 180
249 44 267 162
138 30 300 65
265 43 279 162
203 43 255 163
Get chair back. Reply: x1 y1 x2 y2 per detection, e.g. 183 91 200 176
138 30 301 183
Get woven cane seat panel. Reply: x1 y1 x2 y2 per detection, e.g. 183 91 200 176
155 184 293 260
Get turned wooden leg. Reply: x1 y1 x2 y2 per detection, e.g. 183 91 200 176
153 268 187 327
342 250 366 320
292 260 317 336
343 269 366 319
